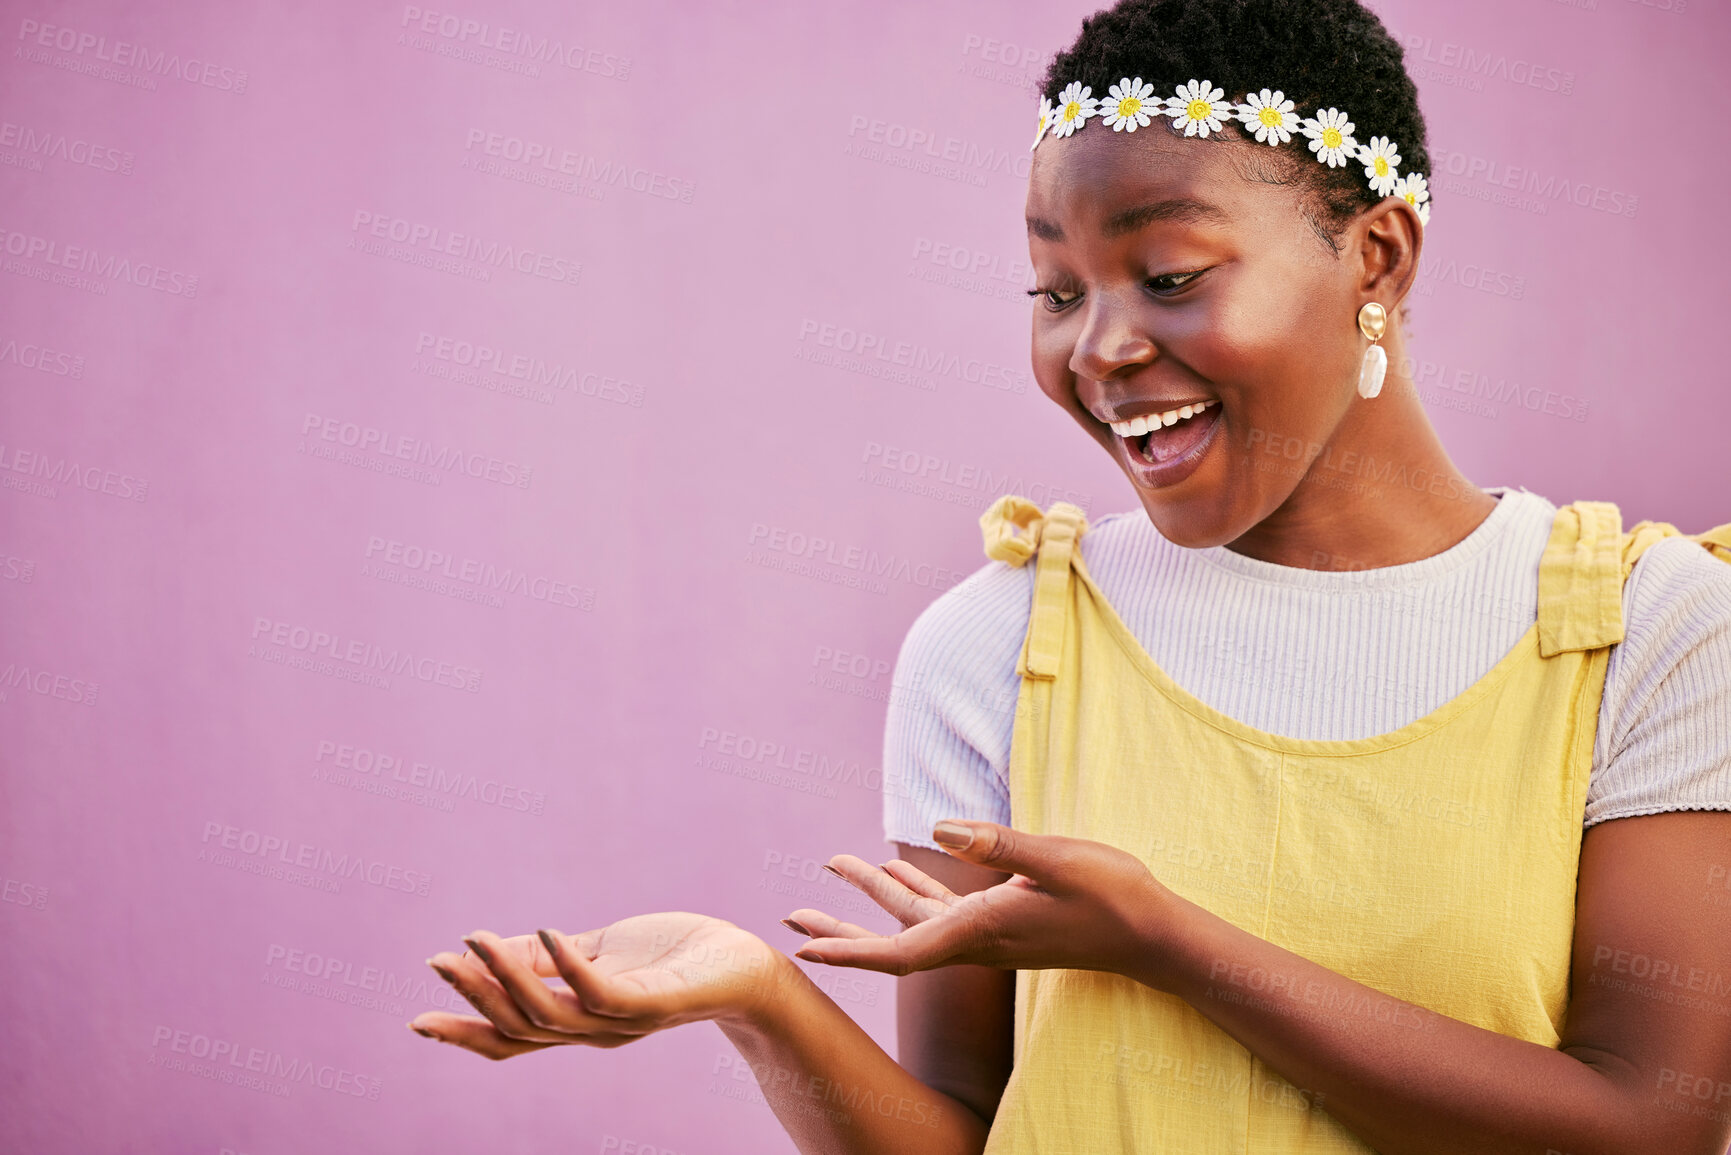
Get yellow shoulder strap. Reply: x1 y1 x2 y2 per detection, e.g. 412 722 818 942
1623 517 1731 570
1537 501 1624 657
1538 500 1731 657
979 494 1088 680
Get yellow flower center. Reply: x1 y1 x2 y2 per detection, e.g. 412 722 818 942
1404 191 1418 205
1374 157 1390 177
1258 106 1283 128
1064 101 1080 122
1186 99 1211 121
1322 127 1342 150
1120 96 1144 118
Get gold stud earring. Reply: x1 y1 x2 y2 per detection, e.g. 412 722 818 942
1356 301 1388 399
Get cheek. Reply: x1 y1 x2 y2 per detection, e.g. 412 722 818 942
1031 320 1079 406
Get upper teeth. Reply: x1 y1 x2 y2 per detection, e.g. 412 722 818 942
1108 400 1217 437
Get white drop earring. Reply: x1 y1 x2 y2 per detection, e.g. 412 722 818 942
1357 301 1388 399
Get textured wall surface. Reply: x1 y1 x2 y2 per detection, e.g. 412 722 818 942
1 0 1722 1151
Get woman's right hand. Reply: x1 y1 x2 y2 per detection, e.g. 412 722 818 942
410 912 786 1060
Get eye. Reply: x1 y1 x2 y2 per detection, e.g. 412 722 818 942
1147 268 1207 295
1025 286 1081 312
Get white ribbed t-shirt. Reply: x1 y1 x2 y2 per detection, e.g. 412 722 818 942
882 487 1731 852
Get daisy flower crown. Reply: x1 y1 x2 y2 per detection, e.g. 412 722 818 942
1033 77 1430 226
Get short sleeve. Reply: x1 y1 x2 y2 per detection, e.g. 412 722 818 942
1586 536 1731 826
881 557 1032 851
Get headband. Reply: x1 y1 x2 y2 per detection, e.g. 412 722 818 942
1032 78 1430 225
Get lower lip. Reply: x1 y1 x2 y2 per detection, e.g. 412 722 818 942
1116 405 1222 489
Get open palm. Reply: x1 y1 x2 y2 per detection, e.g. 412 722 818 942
412 912 780 1060
784 828 1165 977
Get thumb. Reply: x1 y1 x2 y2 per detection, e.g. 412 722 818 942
931 820 1072 884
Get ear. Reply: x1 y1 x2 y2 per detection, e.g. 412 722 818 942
1355 196 1424 313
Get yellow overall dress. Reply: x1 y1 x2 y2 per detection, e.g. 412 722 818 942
973 495 1731 1153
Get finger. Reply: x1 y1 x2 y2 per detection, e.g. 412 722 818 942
783 909 877 939
407 1012 554 1060
931 821 1073 887
461 932 563 978
466 930 586 1033
824 854 948 928
428 947 572 1044
536 926 659 1022
795 916 965 976
879 858 961 904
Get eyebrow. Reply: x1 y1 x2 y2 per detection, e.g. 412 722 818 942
1027 196 1228 242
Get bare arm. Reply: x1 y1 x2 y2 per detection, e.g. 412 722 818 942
1133 810 1731 1154
797 812 1731 1154
715 953 989 1153
415 913 990 1155
887 844 1015 1124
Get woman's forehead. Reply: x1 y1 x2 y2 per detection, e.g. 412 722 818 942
1026 133 1260 238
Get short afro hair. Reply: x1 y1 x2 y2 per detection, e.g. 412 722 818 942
1040 0 1429 251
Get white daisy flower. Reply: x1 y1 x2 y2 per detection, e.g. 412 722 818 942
1300 107 1357 168
1357 135 1402 196
1416 200 1431 226
1393 172 1429 211
1100 76 1157 133
1049 81 1098 139
1032 96 1054 150
1235 88 1299 146
1164 78 1233 138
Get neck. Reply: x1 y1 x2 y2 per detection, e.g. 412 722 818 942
1224 332 1498 571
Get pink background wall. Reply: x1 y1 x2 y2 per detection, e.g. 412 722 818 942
1 0 1722 1151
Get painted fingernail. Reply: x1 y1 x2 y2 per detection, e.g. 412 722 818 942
794 949 826 964
407 1022 438 1039
780 917 812 936
820 864 845 879
462 935 487 958
536 928 561 955
933 821 974 849
428 960 457 983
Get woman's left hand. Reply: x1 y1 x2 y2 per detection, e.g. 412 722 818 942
784 820 1183 980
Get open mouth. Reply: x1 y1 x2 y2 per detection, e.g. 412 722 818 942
1107 399 1220 465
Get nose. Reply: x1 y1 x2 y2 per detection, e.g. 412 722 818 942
1068 285 1157 383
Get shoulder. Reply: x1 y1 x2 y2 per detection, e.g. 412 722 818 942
891 552 1033 710
1588 526 1731 824
1621 533 1731 640
1606 531 1731 724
